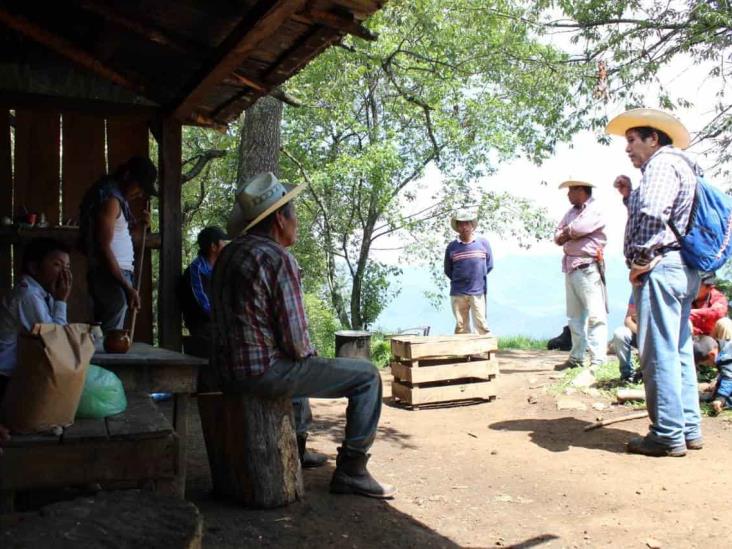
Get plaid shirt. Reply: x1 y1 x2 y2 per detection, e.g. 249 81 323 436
624 146 698 265
211 233 314 382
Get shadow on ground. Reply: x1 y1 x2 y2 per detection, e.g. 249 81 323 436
309 408 418 450
489 417 640 454
188 462 460 548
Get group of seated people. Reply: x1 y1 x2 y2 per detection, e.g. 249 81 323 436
612 271 732 414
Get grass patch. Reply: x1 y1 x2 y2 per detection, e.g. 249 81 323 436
498 335 548 350
549 359 644 406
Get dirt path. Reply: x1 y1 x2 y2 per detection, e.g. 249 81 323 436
187 350 732 548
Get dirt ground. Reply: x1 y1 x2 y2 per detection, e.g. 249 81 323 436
186 350 732 548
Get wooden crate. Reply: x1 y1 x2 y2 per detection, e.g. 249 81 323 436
390 335 499 407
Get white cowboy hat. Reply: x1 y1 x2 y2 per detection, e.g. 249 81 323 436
606 108 690 149
451 208 478 232
226 172 306 237
558 180 595 190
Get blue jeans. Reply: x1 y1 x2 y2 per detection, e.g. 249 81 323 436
634 251 701 447
612 326 637 378
714 376 732 408
88 267 134 332
244 355 382 453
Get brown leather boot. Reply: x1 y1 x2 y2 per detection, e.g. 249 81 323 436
330 447 396 498
297 434 327 468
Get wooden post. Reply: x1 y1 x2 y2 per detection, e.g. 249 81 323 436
157 117 182 350
197 393 303 508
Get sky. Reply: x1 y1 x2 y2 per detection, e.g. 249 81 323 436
373 54 730 338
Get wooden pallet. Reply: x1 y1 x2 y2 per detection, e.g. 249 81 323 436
389 335 499 407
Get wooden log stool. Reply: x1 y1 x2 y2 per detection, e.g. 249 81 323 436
0 490 203 548
197 393 303 508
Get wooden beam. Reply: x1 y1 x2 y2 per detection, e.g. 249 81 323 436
298 9 378 41
213 26 335 122
77 1 197 54
186 112 228 132
0 8 156 104
157 117 182 351
224 73 267 92
171 0 306 121
0 91 157 116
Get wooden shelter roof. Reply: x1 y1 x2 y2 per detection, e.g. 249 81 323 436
0 0 383 128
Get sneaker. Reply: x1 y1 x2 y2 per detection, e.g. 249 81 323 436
626 436 686 457
554 359 583 371
685 437 703 450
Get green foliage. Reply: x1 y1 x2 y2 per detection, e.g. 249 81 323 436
281 0 591 327
303 293 341 358
369 332 392 369
533 1 732 174
498 335 549 350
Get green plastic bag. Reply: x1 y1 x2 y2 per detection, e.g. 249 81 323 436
75 364 127 419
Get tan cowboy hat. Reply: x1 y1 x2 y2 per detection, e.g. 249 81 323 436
558 180 595 190
606 108 690 149
226 172 306 237
451 208 478 232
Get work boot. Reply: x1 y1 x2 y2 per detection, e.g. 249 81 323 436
626 436 686 457
330 447 397 499
297 434 327 468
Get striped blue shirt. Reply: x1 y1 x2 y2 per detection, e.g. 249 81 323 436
444 236 494 296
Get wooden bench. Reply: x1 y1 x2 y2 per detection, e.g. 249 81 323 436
0 393 178 513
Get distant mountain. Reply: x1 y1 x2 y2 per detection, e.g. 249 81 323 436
375 254 631 339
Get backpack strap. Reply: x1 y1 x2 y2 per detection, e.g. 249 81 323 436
656 148 701 242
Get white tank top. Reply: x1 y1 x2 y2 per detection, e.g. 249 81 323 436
111 211 134 271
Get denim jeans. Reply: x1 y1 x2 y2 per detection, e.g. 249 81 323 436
634 251 701 447
612 326 637 378
88 267 134 331
565 264 607 365
244 355 382 453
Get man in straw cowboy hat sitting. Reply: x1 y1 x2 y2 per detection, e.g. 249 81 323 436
444 209 494 334
553 180 608 372
607 108 702 456
211 172 395 498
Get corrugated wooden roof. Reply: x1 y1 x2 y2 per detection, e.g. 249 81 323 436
0 0 384 128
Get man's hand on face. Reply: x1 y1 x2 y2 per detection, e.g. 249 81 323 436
613 176 632 199
52 268 73 302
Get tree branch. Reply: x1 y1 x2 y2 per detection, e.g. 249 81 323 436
181 149 226 184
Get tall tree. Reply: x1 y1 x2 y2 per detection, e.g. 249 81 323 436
534 0 732 171
281 0 590 329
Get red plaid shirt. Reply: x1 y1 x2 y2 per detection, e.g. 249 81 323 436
211 233 314 381
690 288 728 336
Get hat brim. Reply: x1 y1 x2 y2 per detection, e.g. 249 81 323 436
226 182 306 238
606 108 690 149
558 180 594 190
451 218 478 232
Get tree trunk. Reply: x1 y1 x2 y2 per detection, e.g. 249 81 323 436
237 94 283 181
199 92 302 508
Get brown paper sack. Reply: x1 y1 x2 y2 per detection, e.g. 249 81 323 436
1 323 94 433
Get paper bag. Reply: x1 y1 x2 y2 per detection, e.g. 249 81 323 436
1 323 95 433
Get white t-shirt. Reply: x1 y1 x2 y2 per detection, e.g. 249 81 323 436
112 210 134 271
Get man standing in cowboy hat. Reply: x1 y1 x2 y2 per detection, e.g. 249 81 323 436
554 180 608 371
607 108 702 457
444 208 494 334
212 172 395 498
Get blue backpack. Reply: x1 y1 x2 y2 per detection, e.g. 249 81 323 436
667 151 732 272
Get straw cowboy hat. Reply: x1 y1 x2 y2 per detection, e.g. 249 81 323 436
226 172 306 237
451 208 478 232
558 180 595 190
606 108 690 149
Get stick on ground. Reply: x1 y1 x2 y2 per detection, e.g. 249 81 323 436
584 411 648 431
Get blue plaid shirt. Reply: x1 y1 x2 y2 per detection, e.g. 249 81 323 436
624 146 698 265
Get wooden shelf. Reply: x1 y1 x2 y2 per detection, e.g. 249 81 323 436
0 226 161 249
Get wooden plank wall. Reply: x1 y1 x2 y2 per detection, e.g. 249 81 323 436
1 109 155 343
107 116 154 344
0 112 11 299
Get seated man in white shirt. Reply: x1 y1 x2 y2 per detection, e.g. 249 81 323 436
0 238 72 400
